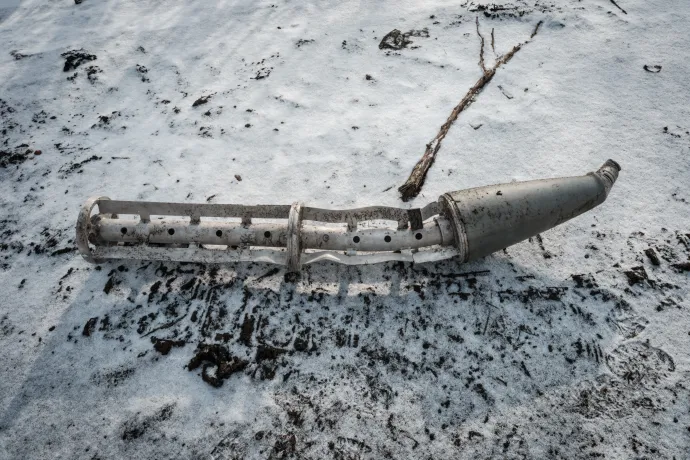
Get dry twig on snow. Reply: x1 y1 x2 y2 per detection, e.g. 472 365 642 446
398 19 543 201
610 0 627 14
477 19 487 73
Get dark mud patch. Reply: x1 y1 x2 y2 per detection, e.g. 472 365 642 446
624 266 648 286
187 343 249 387
644 248 661 265
672 262 690 272
135 64 149 82
571 273 598 289
85 65 102 83
251 67 272 80
192 95 212 107
606 341 675 386
498 286 567 302
379 28 429 50
103 276 115 294
256 344 287 362
0 145 34 168
82 317 98 336
91 111 122 129
61 49 97 72
239 314 254 346
271 433 296 457
66 240 690 457
152 338 185 355
467 1 558 19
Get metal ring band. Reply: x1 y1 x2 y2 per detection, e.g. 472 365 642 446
76 196 110 263
286 202 304 273
438 194 469 262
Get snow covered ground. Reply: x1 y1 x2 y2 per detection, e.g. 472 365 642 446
1 0 689 458
0 0 20 23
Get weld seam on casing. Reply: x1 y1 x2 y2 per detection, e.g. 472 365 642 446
286 202 303 273
438 193 469 262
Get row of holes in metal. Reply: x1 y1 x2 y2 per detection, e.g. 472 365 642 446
120 227 424 243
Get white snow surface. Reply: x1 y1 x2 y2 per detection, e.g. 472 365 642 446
1 0 689 458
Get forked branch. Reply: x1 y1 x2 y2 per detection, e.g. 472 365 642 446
398 19 543 201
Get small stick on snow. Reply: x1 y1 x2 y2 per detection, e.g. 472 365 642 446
142 313 188 337
476 17 487 73
610 0 627 14
491 27 496 54
398 20 543 201
531 20 543 38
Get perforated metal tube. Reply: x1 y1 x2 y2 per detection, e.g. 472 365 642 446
77 160 620 272
94 217 450 251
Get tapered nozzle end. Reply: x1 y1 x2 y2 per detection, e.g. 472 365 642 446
440 161 623 261
596 159 621 196
603 159 621 172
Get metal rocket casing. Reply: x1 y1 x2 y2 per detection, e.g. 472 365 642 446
76 160 620 271
438 160 621 262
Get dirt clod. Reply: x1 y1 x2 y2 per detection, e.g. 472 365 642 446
239 314 254 346
192 95 212 107
645 248 661 266
83 317 98 336
256 344 288 362
103 276 115 294
672 262 690 272
61 49 97 72
624 266 649 286
187 343 249 387
379 28 428 50
152 338 186 355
